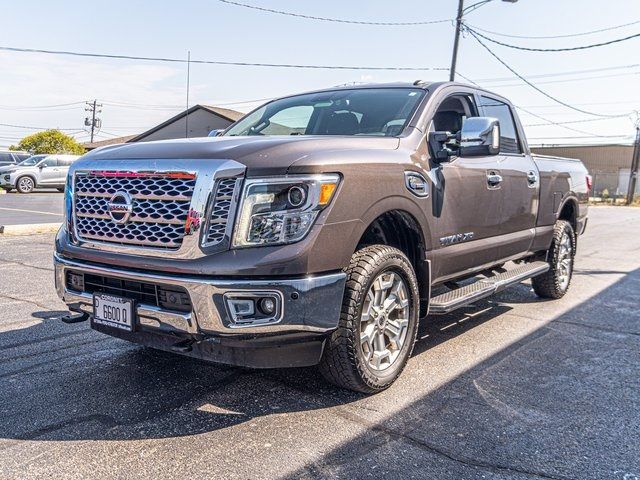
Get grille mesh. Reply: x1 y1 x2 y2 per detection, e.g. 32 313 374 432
204 178 238 245
74 173 196 249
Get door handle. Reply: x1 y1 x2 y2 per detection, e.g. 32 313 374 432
487 173 503 187
527 171 538 185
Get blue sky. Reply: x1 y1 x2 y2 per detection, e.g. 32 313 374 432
1 0 639 147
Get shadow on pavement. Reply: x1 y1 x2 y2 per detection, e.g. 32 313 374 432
1 269 638 479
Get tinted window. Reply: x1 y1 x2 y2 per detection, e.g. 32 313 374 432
225 88 425 137
18 155 46 166
42 158 58 167
14 153 31 161
0 153 14 163
478 96 521 154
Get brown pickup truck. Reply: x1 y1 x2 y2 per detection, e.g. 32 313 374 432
54 81 589 392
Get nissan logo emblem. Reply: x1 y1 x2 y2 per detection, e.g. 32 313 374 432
107 191 134 224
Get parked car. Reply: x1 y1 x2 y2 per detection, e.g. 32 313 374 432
0 154 80 193
54 82 589 392
0 150 31 168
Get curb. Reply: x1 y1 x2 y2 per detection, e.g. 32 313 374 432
0 222 61 236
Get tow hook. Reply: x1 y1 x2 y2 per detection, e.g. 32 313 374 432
60 312 89 324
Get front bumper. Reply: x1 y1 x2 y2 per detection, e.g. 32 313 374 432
54 253 346 367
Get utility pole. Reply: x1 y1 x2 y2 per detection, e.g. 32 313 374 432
449 0 465 81
85 100 103 143
449 0 518 82
626 126 640 205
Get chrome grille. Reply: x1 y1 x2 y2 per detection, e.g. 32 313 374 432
73 172 196 249
204 178 238 246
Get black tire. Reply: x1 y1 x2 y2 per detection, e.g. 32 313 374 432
319 245 420 393
532 220 576 299
16 176 35 194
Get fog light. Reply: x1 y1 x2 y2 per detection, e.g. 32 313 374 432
258 297 276 315
227 298 255 320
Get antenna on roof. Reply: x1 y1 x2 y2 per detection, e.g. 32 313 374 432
413 79 427 86
185 51 191 138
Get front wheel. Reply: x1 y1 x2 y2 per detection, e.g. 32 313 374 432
319 245 420 393
532 220 576 299
16 176 35 194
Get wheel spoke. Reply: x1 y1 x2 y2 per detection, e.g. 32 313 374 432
359 270 411 371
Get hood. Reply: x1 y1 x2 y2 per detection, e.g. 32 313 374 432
0 165 18 174
83 136 400 176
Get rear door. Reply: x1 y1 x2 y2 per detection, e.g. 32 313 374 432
477 95 539 261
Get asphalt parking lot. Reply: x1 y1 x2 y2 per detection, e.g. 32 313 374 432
1 206 639 480
0 191 63 226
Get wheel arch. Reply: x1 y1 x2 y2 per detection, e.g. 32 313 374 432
557 195 579 232
14 173 37 188
352 203 431 317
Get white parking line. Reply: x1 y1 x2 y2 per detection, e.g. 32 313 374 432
0 207 63 217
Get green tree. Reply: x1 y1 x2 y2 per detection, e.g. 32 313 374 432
10 129 85 155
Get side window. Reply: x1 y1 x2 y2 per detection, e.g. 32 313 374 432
42 158 58 167
478 96 522 154
0 153 14 163
261 106 314 135
431 94 478 135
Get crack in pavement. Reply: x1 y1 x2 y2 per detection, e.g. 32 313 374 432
331 406 575 480
0 258 53 273
0 293 59 312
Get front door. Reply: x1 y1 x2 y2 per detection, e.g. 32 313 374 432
425 92 503 283
38 158 62 185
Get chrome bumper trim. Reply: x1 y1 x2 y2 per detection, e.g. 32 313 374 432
54 253 346 335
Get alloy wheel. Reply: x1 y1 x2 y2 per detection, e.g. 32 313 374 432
556 229 573 290
360 271 410 371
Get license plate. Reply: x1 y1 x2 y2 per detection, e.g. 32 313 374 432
92 294 134 331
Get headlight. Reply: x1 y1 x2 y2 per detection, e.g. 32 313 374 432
232 174 340 247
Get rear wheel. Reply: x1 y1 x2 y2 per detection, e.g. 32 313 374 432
532 220 575 299
319 245 419 393
16 176 35 194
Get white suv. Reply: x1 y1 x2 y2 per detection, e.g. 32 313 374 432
0 154 80 193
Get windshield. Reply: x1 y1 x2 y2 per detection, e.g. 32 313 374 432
224 88 425 137
18 155 47 166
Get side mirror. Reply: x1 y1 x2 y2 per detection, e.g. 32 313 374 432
458 117 500 157
38 164 46 169
208 129 224 137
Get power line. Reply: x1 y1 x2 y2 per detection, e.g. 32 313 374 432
464 29 627 118
0 101 85 111
0 45 448 71
466 25 640 52
480 70 640 89
455 71 630 138
0 122 80 131
528 134 632 140
524 115 631 127
216 0 451 26
466 19 640 39
473 63 640 83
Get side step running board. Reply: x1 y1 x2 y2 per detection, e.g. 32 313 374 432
429 261 549 314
